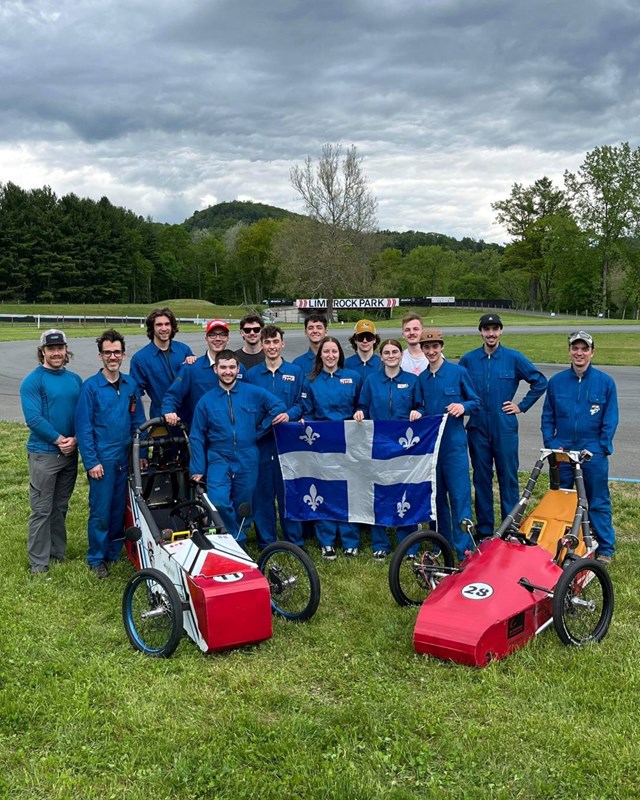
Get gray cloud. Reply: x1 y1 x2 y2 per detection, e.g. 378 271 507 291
1 0 639 242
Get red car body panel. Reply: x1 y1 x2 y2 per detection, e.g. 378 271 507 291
414 538 562 667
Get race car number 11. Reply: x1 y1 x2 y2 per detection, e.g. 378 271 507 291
461 582 494 599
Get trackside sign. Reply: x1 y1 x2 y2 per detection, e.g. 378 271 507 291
296 298 399 309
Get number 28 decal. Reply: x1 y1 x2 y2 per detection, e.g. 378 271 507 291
461 582 494 599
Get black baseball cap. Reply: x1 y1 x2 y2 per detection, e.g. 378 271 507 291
40 329 67 346
478 313 503 330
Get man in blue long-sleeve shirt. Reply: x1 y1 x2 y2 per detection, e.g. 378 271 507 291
190 350 285 545
418 329 479 560
162 319 235 428
459 313 547 537
76 329 145 578
292 314 328 377
246 325 304 547
20 329 83 574
541 331 618 563
130 307 194 420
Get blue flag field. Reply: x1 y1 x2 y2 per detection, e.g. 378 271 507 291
274 415 446 527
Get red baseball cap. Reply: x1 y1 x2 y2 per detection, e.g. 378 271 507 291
206 319 230 334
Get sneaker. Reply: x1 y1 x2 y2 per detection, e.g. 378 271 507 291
321 546 337 561
92 563 109 579
373 550 388 561
343 547 359 558
30 565 49 575
596 553 612 565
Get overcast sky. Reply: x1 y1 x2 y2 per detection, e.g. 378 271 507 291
2 0 638 243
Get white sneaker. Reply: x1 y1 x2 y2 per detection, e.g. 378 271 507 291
321 546 337 560
343 547 359 557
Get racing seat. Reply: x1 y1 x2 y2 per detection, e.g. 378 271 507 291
519 488 587 558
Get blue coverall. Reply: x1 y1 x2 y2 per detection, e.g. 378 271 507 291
302 368 363 549
75 371 145 567
356 368 423 553
459 344 547 535
130 339 193 420
292 348 316 378
161 353 217 428
246 360 304 547
418 361 479 560
344 352 382 381
541 364 619 557
189 382 285 543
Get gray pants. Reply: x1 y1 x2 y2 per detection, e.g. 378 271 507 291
27 451 79 569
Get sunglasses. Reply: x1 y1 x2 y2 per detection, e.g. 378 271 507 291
242 326 262 334
356 333 375 342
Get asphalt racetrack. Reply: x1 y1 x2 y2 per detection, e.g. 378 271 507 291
1 325 638 480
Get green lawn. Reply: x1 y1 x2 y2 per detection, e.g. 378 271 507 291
1 421 638 799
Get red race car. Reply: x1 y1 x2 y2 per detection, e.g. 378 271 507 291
388 449 614 667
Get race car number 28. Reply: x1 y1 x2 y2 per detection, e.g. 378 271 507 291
461 582 494 600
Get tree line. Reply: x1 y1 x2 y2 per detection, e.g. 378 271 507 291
1 141 639 316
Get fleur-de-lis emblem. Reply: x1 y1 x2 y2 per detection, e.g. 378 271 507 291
397 491 411 519
303 484 324 511
399 427 420 449
300 425 320 446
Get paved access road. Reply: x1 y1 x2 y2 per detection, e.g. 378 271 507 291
2 326 638 480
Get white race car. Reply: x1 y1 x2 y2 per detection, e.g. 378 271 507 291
122 419 320 657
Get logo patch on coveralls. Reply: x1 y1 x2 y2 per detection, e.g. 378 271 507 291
282 374 296 381
590 404 600 415
340 378 353 384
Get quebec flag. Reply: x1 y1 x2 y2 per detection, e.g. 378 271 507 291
274 416 446 526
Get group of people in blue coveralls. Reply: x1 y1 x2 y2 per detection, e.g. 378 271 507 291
20 306 619 577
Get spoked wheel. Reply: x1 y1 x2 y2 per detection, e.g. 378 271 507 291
552 558 614 646
122 568 184 657
257 542 320 622
389 530 455 607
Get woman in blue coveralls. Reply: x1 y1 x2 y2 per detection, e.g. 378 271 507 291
417 328 479 562
301 337 362 560
353 338 423 560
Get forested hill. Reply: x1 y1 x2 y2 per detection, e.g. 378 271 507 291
183 200 303 234
183 201 502 255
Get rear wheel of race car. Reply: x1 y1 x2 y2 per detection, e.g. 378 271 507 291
257 542 321 622
389 530 455 607
122 568 184 657
552 558 614 646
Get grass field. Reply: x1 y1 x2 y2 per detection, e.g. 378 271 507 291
1 420 639 799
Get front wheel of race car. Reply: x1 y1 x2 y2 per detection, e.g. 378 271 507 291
257 542 321 622
389 530 455 607
552 558 614 646
122 568 184 657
